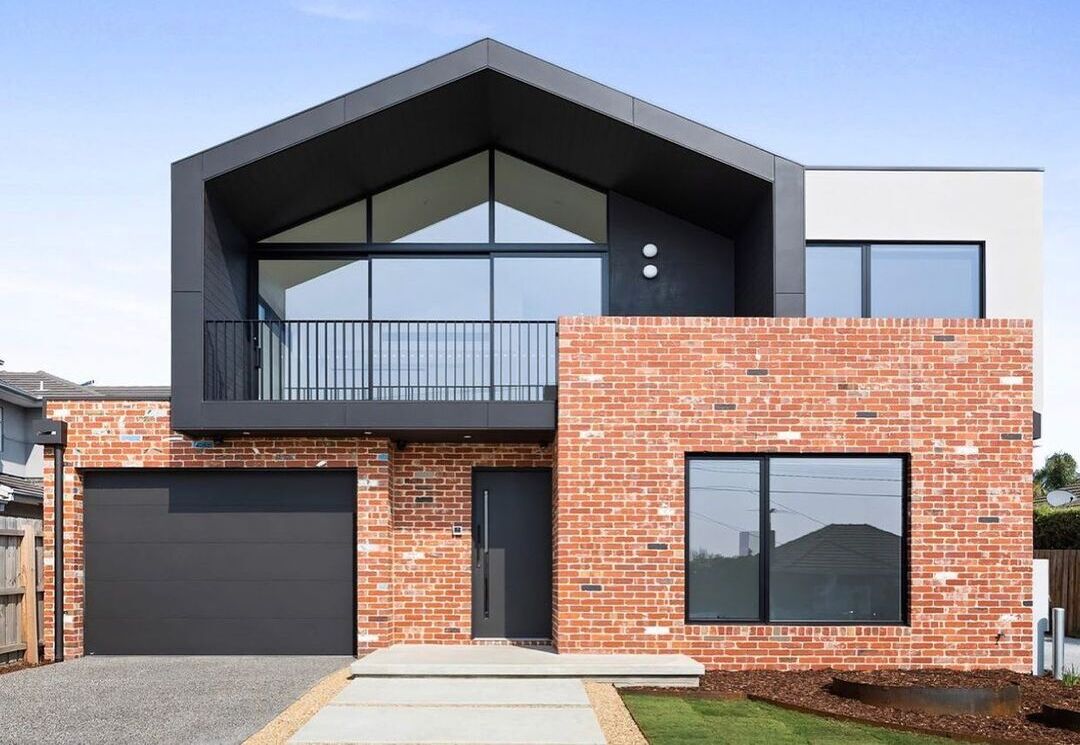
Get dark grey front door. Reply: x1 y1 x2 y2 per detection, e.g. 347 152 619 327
472 469 552 639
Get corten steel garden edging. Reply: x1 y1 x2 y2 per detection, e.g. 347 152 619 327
1041 704 1080 733
830 676 1021 717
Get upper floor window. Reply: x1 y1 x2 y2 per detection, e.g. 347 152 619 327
806 243 982 319
260 150 606 245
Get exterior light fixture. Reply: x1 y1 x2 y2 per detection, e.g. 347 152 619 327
643 264 659 279
642 243 658 258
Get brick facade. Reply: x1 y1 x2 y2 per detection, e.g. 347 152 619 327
41 317 1033 670
555 317 1033 670
39 401 551 659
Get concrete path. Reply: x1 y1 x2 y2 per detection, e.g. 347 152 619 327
0 655 351 745
290 677 605 745
351 643 703 686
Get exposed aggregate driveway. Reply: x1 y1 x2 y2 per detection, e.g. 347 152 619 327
0 655 351 745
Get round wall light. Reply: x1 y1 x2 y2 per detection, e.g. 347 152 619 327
643 264 658 279
642 243 658 258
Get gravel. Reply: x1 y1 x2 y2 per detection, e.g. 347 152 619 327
244 666 351 745
0 655 352 745
584 682 648 745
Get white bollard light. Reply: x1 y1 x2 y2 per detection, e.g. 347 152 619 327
1053 607 1066 680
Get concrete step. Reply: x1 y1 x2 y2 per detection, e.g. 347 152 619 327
335 678 591 706
350 644 703 687
289 704 606 744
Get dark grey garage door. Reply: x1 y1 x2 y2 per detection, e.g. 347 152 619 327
83 470 355 655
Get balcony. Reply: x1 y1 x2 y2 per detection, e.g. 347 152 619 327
205 320 557 406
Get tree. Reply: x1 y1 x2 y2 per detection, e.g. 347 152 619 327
1034 451 1077 496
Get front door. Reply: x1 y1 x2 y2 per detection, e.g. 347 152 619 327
471 469 552 639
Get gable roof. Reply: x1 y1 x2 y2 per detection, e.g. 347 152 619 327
179 39 787 184
0 371 169 401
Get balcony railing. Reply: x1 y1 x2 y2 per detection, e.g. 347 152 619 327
204 320 557 403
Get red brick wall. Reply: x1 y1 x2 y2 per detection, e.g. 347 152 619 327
40 400 394 660
554 317 1033 671
39 400 551 658
390 443 552 643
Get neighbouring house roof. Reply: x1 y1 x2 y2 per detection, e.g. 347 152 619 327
1035 481 1080 507
0 371 169 401
771 524 901 576
0 473 44 504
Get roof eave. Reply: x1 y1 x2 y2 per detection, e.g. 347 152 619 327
174 39 788 183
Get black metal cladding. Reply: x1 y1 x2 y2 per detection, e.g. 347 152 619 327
172 40 805 433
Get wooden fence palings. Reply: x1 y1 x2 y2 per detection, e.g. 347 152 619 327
1035 550 1080 637
0 516 42 665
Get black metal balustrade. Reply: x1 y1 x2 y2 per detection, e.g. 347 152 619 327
204 320 558 402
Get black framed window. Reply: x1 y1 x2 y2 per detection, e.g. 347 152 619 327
687 455 906 624
806 243 982 319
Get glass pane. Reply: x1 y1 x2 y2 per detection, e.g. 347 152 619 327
371 257 489 320
870 244 980 318
261 200 367 243
687 459 761 621
805 245 862 317
493 256 602 320
255 260 369 403
258 259 368 320
494 152 606 243
768 458 903 623
370 258 490 401
372 153 489 243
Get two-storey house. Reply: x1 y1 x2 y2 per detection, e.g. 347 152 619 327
36 40 1040 669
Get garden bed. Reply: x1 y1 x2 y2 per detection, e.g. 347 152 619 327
627 669 1080 744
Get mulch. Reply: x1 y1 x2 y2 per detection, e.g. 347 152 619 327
0 660 52 677
626 669 1080 745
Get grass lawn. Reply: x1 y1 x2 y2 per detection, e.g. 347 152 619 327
621 693 953 745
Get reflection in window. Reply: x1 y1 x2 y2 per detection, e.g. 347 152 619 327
260 201 368 243
258 259 368 319
687 459 761 621
768 458 903 623
371 257 489 320
806 245 862 317
493 256 602 319
870 245 980 318
371 153 489 243
494 153 606 243
805 243 980 319
687 456 904 624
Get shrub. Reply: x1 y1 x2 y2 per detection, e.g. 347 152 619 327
1034 507 1080 549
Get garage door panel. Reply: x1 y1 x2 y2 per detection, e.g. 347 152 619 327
86 504 354 544
83 470 355 655
86 542 353 582
86 579 354 620
86 617 351 655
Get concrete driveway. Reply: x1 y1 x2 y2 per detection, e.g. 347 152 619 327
0 656 351 745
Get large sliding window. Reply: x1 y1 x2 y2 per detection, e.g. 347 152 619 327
247 150 606 402
687 455 906 624
806 243 982 319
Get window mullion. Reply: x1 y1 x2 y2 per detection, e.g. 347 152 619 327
488 148 495 244
862 244 872 318
760 455 770 623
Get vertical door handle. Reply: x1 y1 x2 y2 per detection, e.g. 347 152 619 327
482 489 490 618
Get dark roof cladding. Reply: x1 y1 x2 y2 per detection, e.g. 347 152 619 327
0 371 169 401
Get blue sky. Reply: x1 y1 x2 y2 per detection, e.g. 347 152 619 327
1 1 1077 465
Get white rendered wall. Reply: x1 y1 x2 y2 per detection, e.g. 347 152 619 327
804 168 1044 408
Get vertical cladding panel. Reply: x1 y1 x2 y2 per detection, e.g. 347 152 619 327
555 316 1032 671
